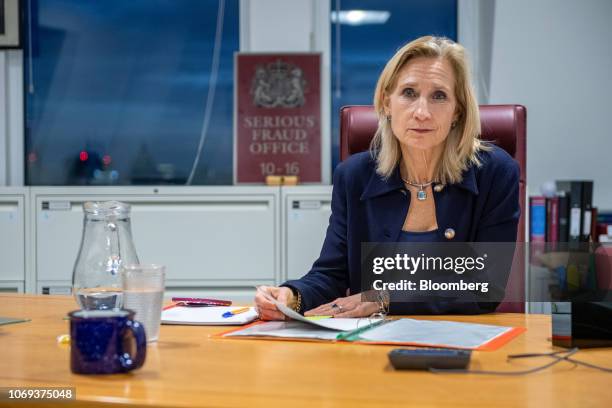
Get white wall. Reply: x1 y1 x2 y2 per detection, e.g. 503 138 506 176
241 0 314 51
0 50 24 186
488 0 612 208
0 52 5 184
458 0 495 104
240 0 331 184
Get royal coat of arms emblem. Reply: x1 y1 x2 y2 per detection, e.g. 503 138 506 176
250 60 307 108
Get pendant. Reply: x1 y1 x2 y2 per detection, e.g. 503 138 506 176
417 189 427 201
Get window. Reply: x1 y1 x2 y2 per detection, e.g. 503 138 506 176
330 0 457 169
25 0 239 185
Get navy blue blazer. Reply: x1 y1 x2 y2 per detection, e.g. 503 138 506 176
283 145 520 315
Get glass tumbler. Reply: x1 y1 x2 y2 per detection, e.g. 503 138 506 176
122 264 165 342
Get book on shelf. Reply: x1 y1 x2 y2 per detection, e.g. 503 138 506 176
581 182 594 242
546 196 559 246
555 180 594 243
558 194 570 243
529 196 546 264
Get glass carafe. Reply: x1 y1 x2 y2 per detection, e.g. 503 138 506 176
72 201 139 310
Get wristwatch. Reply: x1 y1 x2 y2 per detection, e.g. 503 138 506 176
377 290 390 315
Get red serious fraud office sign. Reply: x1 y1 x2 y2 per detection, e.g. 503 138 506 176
234 53 321 183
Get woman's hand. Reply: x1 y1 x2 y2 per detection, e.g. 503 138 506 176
254 286 295 321
304 293 379 318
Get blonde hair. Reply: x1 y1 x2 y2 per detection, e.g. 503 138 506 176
371 35 488 184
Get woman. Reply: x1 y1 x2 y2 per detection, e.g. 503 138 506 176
255 36 520 320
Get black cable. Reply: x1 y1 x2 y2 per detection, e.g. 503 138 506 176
508 348 612 373
429 348 612 375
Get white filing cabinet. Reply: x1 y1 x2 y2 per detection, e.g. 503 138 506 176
0 282 24 293
30 187 280 301
282 186 333 281
0 188 26 292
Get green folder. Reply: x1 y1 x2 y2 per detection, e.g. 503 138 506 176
335 319 388 341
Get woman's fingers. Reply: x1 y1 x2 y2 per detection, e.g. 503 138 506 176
302 294 376 317
254 291 276 310
333 309 361 318
275 287 292 306
305 298 359 316
254 287 286 321
254 286 299 321
334 303 378 318
304 300 339 316
258 308 285 321
304 307 325 316
256 301 286 320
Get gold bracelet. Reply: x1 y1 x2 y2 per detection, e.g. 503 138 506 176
282 285 302 314
293 290 302 314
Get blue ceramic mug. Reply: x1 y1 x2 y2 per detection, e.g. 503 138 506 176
69 309 147 374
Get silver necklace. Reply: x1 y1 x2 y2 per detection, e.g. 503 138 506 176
401 178 434 201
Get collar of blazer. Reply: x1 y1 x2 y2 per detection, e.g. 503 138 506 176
360 162 479 201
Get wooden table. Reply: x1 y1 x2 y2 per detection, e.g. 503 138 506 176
0 294 610 407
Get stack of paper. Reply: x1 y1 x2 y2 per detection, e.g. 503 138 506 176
355 318 514 349
161 306 258 326
271 298 382 331
224 317 522 350
222 292 523 350
225 321 343 341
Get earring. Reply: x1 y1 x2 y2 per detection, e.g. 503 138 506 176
451 121 457 129
386 115 392 122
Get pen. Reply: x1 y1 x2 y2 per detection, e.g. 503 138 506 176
222 307 251 318
171 297 232 306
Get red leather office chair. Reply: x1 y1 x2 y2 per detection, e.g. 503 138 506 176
340 105 527 312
